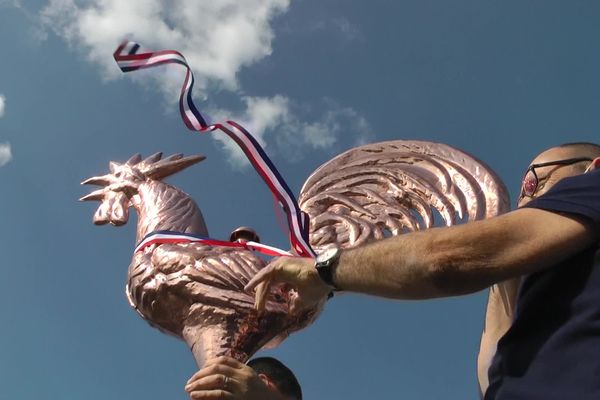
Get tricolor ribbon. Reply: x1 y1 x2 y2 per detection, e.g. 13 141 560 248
135 231 292 257
113 41 315 258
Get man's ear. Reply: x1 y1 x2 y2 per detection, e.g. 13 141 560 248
587 157 600 172
258 373 277 390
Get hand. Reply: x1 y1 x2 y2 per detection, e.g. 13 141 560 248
245 256 332 314
185 356 280 400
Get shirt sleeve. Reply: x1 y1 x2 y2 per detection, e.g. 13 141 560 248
523 168 600 230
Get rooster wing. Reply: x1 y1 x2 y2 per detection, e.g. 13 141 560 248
299 140 510 251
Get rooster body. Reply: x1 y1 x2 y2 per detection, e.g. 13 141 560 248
82 153 315 367
82 141 509 367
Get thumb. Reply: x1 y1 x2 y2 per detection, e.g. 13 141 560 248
254 279 271 312
289 293 306 315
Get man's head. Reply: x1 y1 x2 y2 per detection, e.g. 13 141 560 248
518 142 600 207
247 357 302 400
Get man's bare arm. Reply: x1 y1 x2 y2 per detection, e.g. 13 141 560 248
330 208 596 298
247 208 597 309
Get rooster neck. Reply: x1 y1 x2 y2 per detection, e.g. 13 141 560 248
131 180 209 243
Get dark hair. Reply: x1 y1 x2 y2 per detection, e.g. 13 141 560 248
247 357 302 400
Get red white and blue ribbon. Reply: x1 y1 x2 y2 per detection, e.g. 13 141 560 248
135 230 292 257
113 41 315 258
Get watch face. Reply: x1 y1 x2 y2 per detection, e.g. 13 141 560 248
317 247 338 264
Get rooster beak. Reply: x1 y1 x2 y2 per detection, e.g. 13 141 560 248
81 174 113 186
79 189 105 202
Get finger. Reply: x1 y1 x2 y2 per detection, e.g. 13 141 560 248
289 295 298 314
188 366 220 384
187 369 207 384
185 374 229 393
245 263 277 292
254 279 271 312
185 370 239 393
289 292 307 315
189 389 234 400
186 364 239 386
246 256 310 292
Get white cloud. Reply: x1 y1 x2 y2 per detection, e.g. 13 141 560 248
39 0 371 166
40 0 290 91
0 143 12 167
0 94 5 118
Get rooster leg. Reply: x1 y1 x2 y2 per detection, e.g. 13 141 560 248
183 320 235 367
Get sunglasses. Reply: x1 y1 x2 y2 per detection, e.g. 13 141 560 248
520 157 593 199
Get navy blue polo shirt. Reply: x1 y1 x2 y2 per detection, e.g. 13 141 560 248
485 168 600 400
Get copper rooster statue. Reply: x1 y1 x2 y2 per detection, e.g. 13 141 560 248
81 140 509 368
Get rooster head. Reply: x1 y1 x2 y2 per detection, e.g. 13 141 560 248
80 152 205 226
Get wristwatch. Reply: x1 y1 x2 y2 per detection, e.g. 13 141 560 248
315 247 342 291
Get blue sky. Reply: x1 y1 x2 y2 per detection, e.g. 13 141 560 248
1 1 600 399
